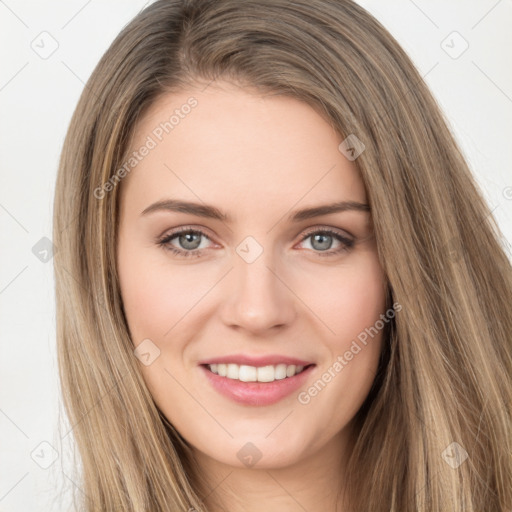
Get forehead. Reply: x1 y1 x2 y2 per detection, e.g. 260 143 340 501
121 81 367 217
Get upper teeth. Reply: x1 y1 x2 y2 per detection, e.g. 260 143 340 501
208 363 305 382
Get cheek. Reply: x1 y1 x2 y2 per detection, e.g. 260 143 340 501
336 257 387 377
294 252 387 419
118 245 206 343
335 267 386 342
303 251 387 346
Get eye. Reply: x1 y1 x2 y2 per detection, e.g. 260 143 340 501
157 227 215 258
296 228 354 257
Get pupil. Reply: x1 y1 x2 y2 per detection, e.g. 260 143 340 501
180 232 201 250
312 234 332 251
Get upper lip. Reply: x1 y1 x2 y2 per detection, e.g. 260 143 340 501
199 354 314 367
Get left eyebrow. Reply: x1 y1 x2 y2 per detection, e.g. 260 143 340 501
287 200 370 222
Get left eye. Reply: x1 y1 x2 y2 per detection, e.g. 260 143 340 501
298 230 353 254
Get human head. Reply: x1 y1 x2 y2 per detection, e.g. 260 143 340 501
53 1 512 510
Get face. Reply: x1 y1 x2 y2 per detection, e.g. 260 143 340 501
117 81 387 471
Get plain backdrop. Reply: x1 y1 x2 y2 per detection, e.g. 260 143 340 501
1 1 511 510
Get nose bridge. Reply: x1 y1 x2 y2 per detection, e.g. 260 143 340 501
220 236 295 332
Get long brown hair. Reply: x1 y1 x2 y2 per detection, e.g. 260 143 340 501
53 0 512 510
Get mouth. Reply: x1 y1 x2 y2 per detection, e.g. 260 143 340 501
204 362 311 382
198 356 316 406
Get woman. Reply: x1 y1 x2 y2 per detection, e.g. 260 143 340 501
53 0 512 510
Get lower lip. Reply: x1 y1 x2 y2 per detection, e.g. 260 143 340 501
200 365 315 406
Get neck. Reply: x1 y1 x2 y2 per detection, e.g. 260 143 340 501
190 425 355 512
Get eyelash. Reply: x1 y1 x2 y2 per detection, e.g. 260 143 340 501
156 226 355 259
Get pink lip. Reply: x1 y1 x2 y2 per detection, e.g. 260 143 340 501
199 354 313 367
199 364 316 406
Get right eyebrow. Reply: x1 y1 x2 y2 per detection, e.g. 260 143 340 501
141 199 230 222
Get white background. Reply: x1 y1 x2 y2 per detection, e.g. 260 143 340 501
0 1 511 510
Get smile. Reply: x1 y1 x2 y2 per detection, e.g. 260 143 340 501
206 363 307 382
199 355 316 406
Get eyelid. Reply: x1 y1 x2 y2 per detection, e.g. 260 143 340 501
294 227 355 256
298 225 354 240
156 225 218 244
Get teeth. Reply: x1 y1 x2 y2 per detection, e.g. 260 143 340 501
207 363 306 382
274 364 287 380
257 365 274 382
226 364 239 379
286 364 296 377
239 365 257 382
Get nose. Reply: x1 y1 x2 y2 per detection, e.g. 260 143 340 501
218 245 297 335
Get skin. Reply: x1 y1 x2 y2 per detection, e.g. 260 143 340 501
117 80 387 511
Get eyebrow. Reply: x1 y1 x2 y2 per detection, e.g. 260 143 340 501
140 199 370 222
